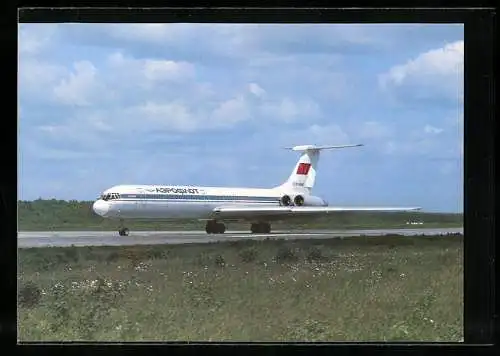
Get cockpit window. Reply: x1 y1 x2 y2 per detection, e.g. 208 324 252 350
101 193 120 201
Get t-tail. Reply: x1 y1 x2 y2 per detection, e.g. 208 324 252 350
276 144 363 193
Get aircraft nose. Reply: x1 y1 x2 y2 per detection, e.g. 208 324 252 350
93 200 109 217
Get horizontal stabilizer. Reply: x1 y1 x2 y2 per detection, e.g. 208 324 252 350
284 144 363 151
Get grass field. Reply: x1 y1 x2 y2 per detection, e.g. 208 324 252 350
18 234 463 342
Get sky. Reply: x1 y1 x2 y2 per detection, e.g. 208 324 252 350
18 23 464 212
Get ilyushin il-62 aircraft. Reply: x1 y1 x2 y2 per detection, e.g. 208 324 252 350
92 144 421 236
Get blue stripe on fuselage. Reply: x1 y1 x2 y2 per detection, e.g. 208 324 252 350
118 193 279 203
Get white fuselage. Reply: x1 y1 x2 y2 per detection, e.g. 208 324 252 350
92 184 315 220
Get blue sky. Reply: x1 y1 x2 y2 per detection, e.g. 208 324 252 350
18 23 464 212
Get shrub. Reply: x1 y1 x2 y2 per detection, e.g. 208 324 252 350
105 251 120 263
239 247 258 263
148 248 167 260
306 247 325 262
64 247 79 263
275 246 298 263
18 281 42 308
74 276 125 339
215 254 226 267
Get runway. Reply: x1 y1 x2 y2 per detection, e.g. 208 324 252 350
17 227 463 248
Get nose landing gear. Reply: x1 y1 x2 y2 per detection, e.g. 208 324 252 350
118 220 129 236
118 227 129 236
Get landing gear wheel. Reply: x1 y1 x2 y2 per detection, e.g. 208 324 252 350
263 223 271 234
205 220 226 234
205 221 215 234
216 223 226 234
118 227 129 236
251 223 258 234
250 223 271 234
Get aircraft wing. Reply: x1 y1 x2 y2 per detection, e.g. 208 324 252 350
212 206 421 220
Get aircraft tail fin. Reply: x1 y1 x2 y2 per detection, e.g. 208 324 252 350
276 144 363 193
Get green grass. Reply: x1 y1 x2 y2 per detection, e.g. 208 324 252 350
18 234 463 342
18 199 463 231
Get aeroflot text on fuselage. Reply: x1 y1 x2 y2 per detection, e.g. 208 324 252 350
151 187 200 194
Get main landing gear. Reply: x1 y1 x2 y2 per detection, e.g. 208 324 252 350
205 220 226 234
250 222 271 234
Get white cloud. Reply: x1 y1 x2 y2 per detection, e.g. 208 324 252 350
308 124 351 144
261 98 321 123
53 61 103 106
143 59 195 82
132 101 198 132
18 24 56 56
20 138 94 160
357 121 394 140
270 123 351 148
380 121 461 158
211 96 250 126
107 52 196 93
424 124 444 135
379 40 464 103
107 23 191 44
248 83 266 98
18 59 66 97
36 120 109 153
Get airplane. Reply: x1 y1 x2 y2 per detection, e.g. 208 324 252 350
92 144 421 236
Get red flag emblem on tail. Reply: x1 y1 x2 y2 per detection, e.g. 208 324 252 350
296 163 311 175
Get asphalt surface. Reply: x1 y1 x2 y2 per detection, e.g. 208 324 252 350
17 227 463 248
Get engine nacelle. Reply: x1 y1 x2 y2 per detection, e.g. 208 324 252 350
293 194 326 207
280 195 293 206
